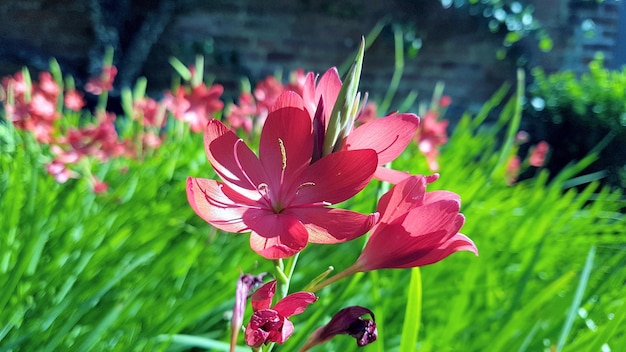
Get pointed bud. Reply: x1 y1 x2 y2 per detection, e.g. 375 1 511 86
230 273 266 352
300 306 377 351
323 37 365 155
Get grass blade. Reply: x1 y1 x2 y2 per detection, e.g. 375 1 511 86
399 267 422 352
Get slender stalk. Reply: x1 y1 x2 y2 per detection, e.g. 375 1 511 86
308 263 362 293
379 24 405 114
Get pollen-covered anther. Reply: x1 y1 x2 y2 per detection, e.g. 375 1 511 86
296 182 316 194
278 138 287 170
257 182 269 195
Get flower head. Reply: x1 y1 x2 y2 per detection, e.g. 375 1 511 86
187 91 378 259
300 306 377 351
301 67 420 183
85 65 117 95
164 83 224 133
355 175 477 271
245 280 317 348
529 141 550 167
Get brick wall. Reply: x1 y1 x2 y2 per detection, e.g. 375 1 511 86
0 0 622 114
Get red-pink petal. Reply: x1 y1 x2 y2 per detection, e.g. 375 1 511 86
315 68 342 124
272 317 294 344
259 92 313 187
424 190 461 204
344 113 420 165
285 207 377 244
375 175 427 224
186 177 251 233
204 119 266 199
247 213 309 259
372 167 412 184
293 149 377 205
251 280 277 311
358 200 466 270
403 233 478 267
301 72 318 119
273 292 317 317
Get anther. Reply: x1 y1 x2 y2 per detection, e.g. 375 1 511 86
278 138 287 170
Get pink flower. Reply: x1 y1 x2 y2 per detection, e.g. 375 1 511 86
85 65 117 95
164 83 224 133
133 97 166 127
226 92 256 133
415 110 449 172
245 280 317 348
45 160 79 183
64 89 86 111
354 175 477 271
529 141 550 167
92 176 109 194
300 68 420 183
187 92 378 259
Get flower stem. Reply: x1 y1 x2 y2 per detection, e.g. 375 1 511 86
308 263 362 293
273 252 300 299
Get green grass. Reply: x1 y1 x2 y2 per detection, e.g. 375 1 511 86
1 84 625 352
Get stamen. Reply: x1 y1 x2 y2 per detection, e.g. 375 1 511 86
278 138 287 171
257 183 269 195
296 182 316 194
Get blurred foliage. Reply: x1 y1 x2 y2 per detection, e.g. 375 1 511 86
526 56 626 188
439 0 554 55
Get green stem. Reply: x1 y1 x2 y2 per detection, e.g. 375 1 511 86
399 267 422 352
308 263 362 293
379 24 405 114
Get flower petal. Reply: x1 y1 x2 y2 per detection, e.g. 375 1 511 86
251 280 276 311
259 92 313 187
376 175 427 224
372 167 412 184
273 292 317 317
204 119 267 199
293 149 377 205
247 212 309 259
300 306 377 351
358 200 466 270
404 233 478 267
286 207 377 244
186 177 251 233
344 113 420 165
315 68 342 124
270 317 293 344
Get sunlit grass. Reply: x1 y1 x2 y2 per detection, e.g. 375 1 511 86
1 82 625 352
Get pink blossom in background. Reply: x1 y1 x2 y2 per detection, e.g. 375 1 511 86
439 95 452 107
64 89 86 111
225 92 256 133
415 110 449 171
164 83 224 133
85 65 117 95
133 97 166 128
92 176 109 194
45 160 79 183
529 141 550 167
